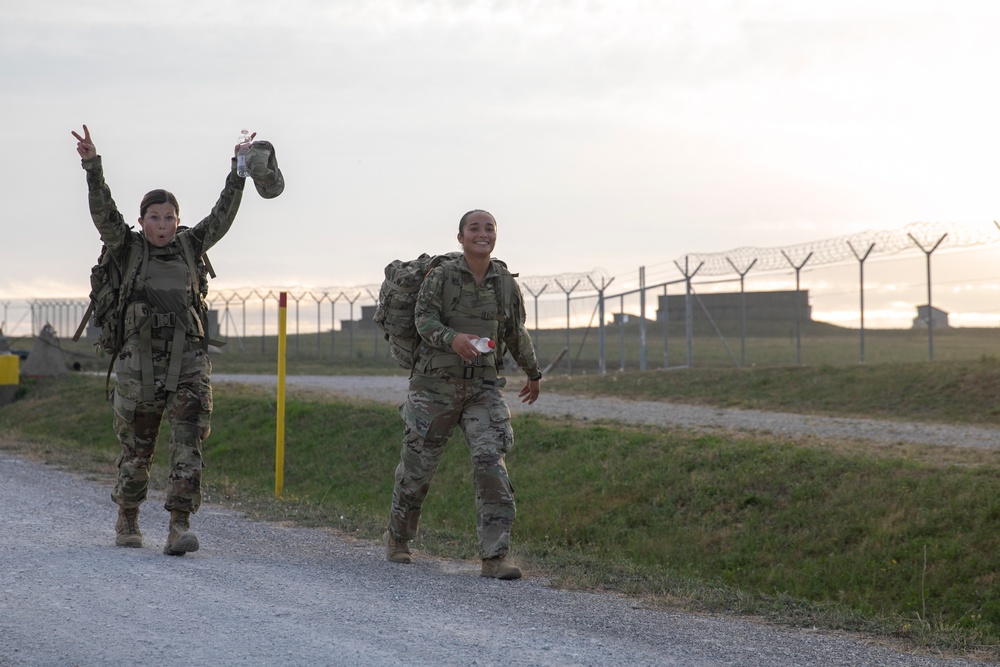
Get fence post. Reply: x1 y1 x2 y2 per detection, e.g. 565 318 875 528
555 279 580 375
344 291 361 361
524 284 547 358
291 292 304 356
313 292 328 356
330 292 344 359
239 296 248 351
662 284 669 369
587 275 615 375
254 290 271 354
673 257 703 368
908 233 947 362
639 266 647 371
847 241 876 364
618 294 626 371
725 257 757 368
780 251 813 366
366 288 381 360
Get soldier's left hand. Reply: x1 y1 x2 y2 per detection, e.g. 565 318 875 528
233 131 257 157
518 378 540 405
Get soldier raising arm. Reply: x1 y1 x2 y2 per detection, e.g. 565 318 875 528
72 124 248 557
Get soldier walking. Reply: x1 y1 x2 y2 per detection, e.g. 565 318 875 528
72 124 247 555
384 209 542 580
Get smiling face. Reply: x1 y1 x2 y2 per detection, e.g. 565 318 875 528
457 210 497 260
139 202 179 248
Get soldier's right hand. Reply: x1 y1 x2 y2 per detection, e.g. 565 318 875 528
72 124 97 160
450 333 481 365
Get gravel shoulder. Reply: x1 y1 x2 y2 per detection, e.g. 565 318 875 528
215 373 1000 450
1 374 996 666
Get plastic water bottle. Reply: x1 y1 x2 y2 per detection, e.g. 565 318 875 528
236 129 252 178
472 337 495 353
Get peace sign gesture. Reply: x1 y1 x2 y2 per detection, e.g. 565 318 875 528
72 124 97 160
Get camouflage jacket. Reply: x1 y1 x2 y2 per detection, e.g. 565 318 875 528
414 255 540 379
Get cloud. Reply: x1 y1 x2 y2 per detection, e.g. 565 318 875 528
4 0 1000 320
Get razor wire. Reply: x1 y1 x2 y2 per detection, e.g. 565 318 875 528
211 271 613 303
675 220 999 277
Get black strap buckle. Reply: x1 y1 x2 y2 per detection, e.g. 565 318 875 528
151 312 177 328
463 366 475 379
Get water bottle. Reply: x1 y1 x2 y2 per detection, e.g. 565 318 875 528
236 129 252 178
472 337 495 353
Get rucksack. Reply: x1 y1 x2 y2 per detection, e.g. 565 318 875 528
73 228 215 356
73 237 141 355
372 252 517 370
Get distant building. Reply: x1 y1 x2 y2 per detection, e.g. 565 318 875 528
341 304 378 332
611 313 658 326
912 305 949 330
656 290 811 323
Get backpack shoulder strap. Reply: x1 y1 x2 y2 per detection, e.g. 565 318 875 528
176 232 201 301
492 259 518 336
176 231 222 350
416 252 459 317
439 266 463 318
119 237 143 297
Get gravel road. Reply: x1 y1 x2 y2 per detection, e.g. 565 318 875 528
1 374 996 666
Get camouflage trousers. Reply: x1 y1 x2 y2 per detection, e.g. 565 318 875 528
389 373 515 559
110 340 213 514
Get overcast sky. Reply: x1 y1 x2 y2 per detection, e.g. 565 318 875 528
4 0 1000 317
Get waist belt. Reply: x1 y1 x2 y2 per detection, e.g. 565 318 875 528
150 312 177 328
456 365 497 380
424 350 498 380
150 338 200 354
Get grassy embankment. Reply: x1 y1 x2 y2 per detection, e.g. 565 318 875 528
1 355 998 660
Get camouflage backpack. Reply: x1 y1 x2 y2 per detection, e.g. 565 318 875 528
73 237 141 355
372 252 517 370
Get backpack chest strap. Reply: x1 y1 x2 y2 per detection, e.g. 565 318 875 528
135 314 189 401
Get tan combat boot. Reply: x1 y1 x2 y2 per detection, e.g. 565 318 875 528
383 530 411 564
115 507 143 548
481 556 521 580
163 510 200 556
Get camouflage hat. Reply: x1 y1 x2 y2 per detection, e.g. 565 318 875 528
245 140 284 199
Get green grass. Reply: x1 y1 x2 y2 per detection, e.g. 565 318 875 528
1 371 998 660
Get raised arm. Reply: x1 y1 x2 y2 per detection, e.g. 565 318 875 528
185 134 254 254
72 124 130 253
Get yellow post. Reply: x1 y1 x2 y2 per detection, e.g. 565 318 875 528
275 291 287 497
0 354 18 407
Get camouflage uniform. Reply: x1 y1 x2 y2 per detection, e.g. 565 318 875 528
388 255 540 559
82 155 243 514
